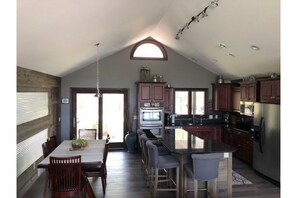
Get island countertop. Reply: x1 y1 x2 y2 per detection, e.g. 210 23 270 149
160 128 236 155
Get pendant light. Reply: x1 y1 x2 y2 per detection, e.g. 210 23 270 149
94 43 101 97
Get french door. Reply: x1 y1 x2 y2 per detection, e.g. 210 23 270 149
71 88 129 148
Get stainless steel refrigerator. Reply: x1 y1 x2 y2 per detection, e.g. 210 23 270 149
253 102 280 183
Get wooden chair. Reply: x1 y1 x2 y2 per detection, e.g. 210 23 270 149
48 135 58 149
49 155 83 198
42 139 57 197
79 129 97 140
84 139 110 194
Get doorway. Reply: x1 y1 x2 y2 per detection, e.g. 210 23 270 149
71 88 129 148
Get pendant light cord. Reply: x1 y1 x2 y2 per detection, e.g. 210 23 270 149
95 43 100 97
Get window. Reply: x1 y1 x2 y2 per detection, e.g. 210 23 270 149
174 88 208 116
130 39 168 60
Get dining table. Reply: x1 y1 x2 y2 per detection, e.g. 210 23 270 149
37 139 106 197
145 127 235 198
38 139 106 169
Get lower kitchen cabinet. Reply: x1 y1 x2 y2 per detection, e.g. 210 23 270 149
222 127 253 166
184 125 221 142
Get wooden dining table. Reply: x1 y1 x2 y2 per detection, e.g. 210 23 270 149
38 139 106 197
38 139 106 169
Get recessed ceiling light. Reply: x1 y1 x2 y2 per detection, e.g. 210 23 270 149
229 53 235 57
251 45 260 51
218 43 227 48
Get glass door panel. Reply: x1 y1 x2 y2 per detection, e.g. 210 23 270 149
76 93 98 139
102 93 124 142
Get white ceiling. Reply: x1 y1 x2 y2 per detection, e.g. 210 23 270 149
17 0 280 79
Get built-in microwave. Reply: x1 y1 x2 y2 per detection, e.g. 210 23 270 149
139 107 164 126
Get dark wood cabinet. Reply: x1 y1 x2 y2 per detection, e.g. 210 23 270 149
212 83 238 111
222 127 253 166
137 82 165 103
240 82 259 102
164 87 174 112
260 79 280 104
232 87 240 112
184 125 221 142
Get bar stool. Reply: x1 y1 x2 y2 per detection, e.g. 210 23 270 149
184 153 223 198
146 140 180 198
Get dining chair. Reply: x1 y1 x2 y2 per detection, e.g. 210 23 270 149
48 135 58 149
146 140 180 198
49 155 83 198
183 153 223 198
84 139 110 194
42 139 57 197
79 129 97 140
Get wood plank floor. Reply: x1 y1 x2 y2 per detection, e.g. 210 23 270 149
22 149 280 198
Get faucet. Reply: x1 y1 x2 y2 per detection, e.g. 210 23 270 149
199 117 203 125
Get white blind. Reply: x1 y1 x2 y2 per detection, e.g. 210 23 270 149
17 129 48 177
17 92 48 125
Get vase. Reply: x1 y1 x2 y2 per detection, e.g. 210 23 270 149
125 131 136 153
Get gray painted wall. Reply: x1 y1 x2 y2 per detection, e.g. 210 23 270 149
61 44 217 141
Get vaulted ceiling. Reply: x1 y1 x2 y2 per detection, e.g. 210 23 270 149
17 0 280 79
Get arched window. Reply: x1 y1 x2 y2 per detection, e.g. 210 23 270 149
130 39 168 60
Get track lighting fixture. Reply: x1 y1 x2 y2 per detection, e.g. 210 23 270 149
175 0 219 40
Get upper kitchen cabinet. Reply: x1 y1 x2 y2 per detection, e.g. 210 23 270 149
260 79 280 104
212 83 239 111
240 81 259 102
164 87 174 112
137 82 165 103
232 87 241 112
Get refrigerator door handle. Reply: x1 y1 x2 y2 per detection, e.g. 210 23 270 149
259 117 264 153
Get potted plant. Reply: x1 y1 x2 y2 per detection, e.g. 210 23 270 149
71 138 88 150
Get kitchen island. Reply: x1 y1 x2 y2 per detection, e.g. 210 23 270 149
159 127 235 198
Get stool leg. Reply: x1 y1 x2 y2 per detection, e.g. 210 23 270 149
153 168 158 198
176 167 179 198
194 180 198 198
183 172 187 197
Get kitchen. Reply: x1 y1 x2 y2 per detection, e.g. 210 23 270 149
14 0 288 197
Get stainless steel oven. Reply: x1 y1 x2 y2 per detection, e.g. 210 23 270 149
139 107 164 126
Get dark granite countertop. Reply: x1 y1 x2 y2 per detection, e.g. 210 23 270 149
160 128 235 155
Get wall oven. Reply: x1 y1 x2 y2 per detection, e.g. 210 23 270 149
139 107 164 126
139 106 164 137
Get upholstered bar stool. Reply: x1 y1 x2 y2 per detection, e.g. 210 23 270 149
146 140 180 198
183 153 223 198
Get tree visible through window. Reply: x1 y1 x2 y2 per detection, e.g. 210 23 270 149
130 39 168 60
174 88 208 116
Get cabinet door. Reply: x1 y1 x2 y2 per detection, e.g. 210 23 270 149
240 85 248 101
152 84 165 102
164 88 174 112
260 80 280 103
247 83 257 101
138 83 152 102
232 87 240 112
213 84 233 111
